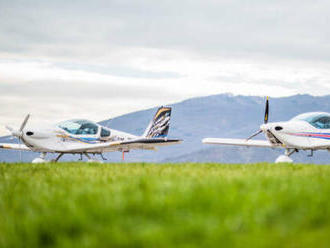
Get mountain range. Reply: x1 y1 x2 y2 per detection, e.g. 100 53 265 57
0 94 329 164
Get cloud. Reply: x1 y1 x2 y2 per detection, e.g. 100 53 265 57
0 0 330 136
1 0 330 61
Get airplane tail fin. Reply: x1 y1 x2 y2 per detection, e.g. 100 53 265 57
143 106 172 138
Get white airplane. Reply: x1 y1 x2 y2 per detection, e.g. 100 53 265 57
202 97 330 163
0 107 182 163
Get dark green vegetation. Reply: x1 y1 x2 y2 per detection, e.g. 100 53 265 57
0 163 330 248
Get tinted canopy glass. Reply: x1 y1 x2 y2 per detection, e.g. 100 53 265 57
101 127 111 137
291 112 330 129
58 119 99 135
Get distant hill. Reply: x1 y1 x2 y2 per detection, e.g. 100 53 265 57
1 94 329 163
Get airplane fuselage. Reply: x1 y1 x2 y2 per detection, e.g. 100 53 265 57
261 120 330 150
21 123 137 153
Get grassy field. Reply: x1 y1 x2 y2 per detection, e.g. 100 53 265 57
0 163 330 248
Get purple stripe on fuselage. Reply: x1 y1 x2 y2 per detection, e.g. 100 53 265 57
287 132 330 140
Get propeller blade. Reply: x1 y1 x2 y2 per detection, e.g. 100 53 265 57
245 97 269 141
5 125 13 132
264 96 269 124
5 126 20 138
19 114 30 132
246 129 263 141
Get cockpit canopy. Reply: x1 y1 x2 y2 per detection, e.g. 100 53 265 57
58 119 99 135
291 112 330 129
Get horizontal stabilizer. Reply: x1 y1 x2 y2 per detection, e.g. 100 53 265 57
202 138 275 148
121 138 182 146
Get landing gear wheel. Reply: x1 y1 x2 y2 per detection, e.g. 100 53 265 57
87 159 103 163
32 158 48 163
275 155 293 163
32 152 48 163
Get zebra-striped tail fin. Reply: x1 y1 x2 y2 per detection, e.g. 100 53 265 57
143 107 171 138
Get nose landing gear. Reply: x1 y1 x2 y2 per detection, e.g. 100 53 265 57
275 148 298 163
32 152 48 163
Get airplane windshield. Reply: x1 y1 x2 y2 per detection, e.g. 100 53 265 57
58 119 99 135
291 112 330 129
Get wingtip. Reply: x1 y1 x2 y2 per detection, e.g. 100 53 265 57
202 138 212 143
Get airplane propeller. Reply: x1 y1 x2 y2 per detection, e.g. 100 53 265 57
5 114 30 161
246 97 269 141
19 114 30 134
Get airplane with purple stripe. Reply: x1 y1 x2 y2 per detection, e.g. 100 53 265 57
203 97 330 163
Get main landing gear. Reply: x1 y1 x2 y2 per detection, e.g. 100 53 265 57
31 152 108 163
275 148 298 163
79 153 103 163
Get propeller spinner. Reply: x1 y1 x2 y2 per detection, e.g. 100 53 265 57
5 114 30 162
6 114 30 138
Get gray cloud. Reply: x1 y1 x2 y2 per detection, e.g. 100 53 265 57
54 62 183 79
0 0 330 136
1 0 330 61
0 80 181 100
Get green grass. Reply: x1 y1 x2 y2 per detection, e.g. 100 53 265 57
1 163 330 248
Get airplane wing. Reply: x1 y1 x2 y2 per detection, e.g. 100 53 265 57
63 138 182 153
0 143 31 151
202 138 276 148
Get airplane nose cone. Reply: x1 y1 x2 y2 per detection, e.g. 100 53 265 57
11 130 22 138
261 123 285 133
260 124 270 131
21 129 48 139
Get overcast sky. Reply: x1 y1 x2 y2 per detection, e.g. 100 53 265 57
0 0 330 135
